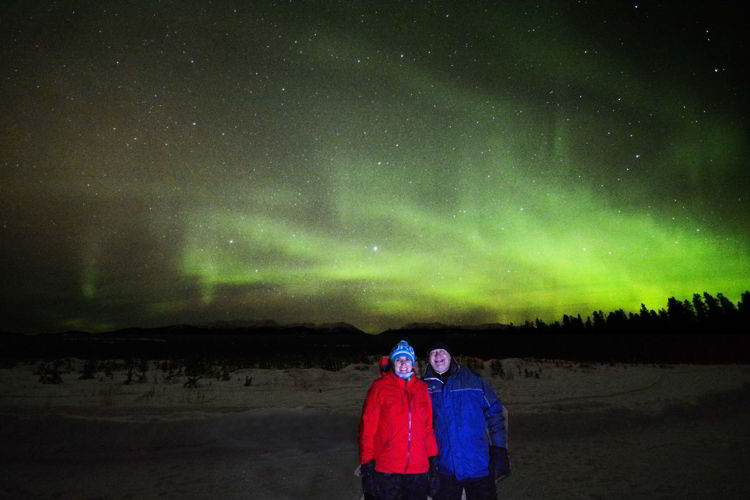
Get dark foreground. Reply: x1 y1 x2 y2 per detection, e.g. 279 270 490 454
1 385 749 500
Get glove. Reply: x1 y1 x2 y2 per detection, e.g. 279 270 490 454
427 456 441 497
360 460 378 497
489 446 510 480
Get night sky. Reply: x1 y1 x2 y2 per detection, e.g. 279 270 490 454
2 1 748 334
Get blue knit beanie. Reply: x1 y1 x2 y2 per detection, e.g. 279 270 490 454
390 340 416 364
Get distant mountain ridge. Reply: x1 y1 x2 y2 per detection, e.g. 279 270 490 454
3 319 748 364
192 320 365 334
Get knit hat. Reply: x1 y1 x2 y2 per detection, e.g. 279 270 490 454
390 340 416 364
427 342 452 357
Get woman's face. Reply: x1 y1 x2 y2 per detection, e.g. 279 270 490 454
393 356 413 376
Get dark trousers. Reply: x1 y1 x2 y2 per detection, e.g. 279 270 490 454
372 471 428 500
432 474 497 500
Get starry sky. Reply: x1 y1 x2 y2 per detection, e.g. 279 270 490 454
1 1 748 334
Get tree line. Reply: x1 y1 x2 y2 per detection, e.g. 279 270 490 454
518 291 750 334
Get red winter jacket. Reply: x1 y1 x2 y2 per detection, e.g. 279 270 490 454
359 371 439 474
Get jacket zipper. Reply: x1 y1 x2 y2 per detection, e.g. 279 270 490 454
405 378 412 473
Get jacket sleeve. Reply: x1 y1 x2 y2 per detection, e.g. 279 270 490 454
424 385 439 457
481 377 507 449
359 381 381 464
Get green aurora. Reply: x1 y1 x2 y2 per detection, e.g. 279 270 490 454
1 2 748 333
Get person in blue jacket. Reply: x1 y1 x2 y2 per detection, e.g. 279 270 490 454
422 342 510 500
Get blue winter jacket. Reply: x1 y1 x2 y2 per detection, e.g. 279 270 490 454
423 361 507 480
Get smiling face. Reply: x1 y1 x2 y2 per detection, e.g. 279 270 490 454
393 355 413 376
429 348 451 374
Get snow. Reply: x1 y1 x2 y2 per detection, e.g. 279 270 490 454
1 358 749 499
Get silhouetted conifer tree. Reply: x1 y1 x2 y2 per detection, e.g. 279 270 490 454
667 297 682 328
636 304 652 333
737 291 750 331
575 313 585 331
592 310 605 332
683 299 697 330
606 309 628 332
657 308 669 326
692 293 708 325
703 292 722 323
562 314 572 329
739 291 750 316
717 292 735 310
717 293 739 330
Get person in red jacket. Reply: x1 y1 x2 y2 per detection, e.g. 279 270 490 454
359 340 440 500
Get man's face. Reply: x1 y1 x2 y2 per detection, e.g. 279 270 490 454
393 356 413 376
429 349 451 374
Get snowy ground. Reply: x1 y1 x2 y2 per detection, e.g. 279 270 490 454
1 358 749 499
